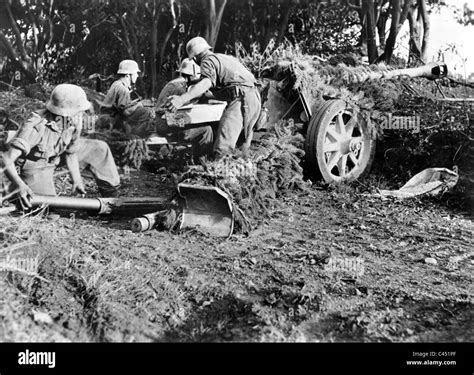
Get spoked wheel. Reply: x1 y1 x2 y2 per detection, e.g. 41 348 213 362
305 99 376 183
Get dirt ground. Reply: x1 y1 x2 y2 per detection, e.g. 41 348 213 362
1 167 472 343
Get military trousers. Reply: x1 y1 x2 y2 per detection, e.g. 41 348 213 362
8 139 120 197
213 87 261 158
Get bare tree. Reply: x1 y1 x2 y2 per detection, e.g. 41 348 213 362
112 1 141 62
276 0 293 46
407 0 429 63
202 0 228 48
379 0 402 63
146 0 160 98
0 0 56 82
157 0 178 79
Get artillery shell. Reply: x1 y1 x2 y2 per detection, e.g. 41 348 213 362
131 213 158 232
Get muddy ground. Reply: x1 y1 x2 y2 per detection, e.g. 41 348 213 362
1 165 472 343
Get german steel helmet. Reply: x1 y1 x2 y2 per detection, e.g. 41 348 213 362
186 37 212 59
177 58 201 76
46 84 91 117
117 59 141 74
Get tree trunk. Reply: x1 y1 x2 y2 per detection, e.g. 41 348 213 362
364 0 378 63
276 0 292 46
158 0 178 78
2 0 38 82
202 0 228 48
376 4 389 49
0 31 36 82
408 6 422 64
150 3 159 98
117 16 135 59
418 0 430 61
381 0 401 63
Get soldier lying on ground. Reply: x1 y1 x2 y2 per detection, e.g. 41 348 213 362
1 84 121 209
166 36 262 160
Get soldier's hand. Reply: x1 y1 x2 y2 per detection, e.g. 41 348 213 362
17 182 34 210
166 95 186 112
72 182 86 197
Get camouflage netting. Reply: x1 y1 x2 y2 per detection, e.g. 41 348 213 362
178 120 310 234
264 49 471 132
86 130 151 170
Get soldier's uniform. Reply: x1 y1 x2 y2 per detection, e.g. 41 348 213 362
6 109 120 196
155 77 214 156
155 77 188 111
100 78 155 138
199 53 261 156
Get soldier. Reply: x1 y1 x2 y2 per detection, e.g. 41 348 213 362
166 36 261 159
155 58 213 156
155 58 203 111
100 59 155 138
1 84 121 209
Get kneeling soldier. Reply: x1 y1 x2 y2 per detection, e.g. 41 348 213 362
1 84 121 209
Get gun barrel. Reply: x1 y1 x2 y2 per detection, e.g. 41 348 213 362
31 195 102 212
383 62 448 81
30 195 175 215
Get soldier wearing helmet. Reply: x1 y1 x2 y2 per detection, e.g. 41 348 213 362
1 84 121 209
155 58 202 112
100 59 155 138
153 58 213 156
166 36 261 159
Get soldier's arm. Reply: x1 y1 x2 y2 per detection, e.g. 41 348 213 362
1 147 34 208
64 153 85 194
166 78 212 111
115 86 142 117
64 128 85 194
181 78 212 103
1 114 44 207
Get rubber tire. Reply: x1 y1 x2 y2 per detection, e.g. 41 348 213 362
304 99 376 184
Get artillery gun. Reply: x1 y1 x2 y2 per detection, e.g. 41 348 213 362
159 61 448 184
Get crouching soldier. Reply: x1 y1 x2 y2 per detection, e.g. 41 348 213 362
155 58 214 157
166 37 261 159
1 84 121 209
100 59 155 138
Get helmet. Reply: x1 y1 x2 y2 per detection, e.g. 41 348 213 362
186 37 212 59
46 84 91 117
177 58 201 76
117 60 141 74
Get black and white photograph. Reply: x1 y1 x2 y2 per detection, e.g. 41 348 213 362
0 0 472 371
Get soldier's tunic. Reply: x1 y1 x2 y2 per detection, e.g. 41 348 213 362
6 109 120 196
101 78 155 138
155 77 188 112
199 52 261 156
155 77 214 156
